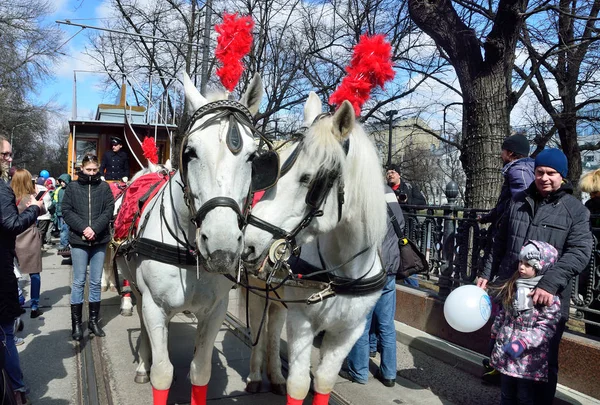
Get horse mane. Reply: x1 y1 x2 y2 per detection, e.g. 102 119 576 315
302 118 386 246
343 124 387 245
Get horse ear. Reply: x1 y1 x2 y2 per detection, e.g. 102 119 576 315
164 159 172 171
240 73 263 116
183 72 207 113
332 100 355 141
148 160 158 173
303 92 322 127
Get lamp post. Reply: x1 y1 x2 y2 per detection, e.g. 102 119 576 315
385 109 398 167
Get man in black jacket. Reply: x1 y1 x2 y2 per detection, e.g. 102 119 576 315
478 148 592 403
100 137 129 180
0 135 42 404
386 164 426 206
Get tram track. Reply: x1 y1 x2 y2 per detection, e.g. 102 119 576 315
75 308 114 405
75 308 350 405
224 312 351 405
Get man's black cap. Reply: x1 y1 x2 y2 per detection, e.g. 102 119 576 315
111 137 123 145
386 163 401 174
502 134 530 157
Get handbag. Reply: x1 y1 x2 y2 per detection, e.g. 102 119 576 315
387 206 429 279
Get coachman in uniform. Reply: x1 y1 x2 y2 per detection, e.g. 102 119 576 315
100 137 130 180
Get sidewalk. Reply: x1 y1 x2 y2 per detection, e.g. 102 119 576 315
14 246 600 404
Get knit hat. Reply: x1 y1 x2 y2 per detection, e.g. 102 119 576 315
518 240 558 276
386 163 400 174
502 134 530 157
535 148 568 178
36 177 45 185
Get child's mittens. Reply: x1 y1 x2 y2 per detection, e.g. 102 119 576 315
502 339 526 359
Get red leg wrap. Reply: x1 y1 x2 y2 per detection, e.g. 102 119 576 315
286 394 304 405
152 387 169 405
312 392 330 405
191 384 208 405
123 279 130 298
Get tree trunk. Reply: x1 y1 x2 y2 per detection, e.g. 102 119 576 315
460 71 509 208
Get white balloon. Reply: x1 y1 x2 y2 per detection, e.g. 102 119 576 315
443 285 492 333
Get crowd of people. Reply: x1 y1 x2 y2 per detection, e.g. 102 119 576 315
0 130 598 405
0 136 117 404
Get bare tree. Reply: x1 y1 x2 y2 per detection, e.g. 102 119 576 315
407 0 530 208
515 0 600 184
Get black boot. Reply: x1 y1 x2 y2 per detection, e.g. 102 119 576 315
71 303 83 341
88 301 105 337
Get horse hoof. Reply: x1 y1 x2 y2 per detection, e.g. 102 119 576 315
120 308 133 317
134 372 150 384
245 381 262 393
270 383 286 396
101 285 108 292
110 286 117 292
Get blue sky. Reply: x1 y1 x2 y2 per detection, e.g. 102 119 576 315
41 0 121 122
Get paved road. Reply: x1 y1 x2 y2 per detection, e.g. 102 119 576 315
14 244 561 405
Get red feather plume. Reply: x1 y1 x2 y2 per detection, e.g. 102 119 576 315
142 137 159 164
215 13 254 92
329 34 395 116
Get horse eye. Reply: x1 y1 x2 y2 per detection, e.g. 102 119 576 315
299 174 311 184
183 148 198 161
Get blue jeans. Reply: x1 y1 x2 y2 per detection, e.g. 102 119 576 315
70 244 107 304
59 217 69 248
29 273 40 309
403 275 419 287
347 275 397 382
0 321 25 391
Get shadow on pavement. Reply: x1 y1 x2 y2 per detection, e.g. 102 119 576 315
19 330 72 405
401 336 498 405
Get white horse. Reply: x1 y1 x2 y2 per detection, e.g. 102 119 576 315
242 93 387 404
116 72 275 405
101 159 172 316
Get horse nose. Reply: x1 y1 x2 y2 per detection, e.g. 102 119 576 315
206 250 237 273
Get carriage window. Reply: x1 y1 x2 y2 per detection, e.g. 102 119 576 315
76 139 98 167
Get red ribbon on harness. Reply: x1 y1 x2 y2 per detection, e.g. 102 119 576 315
113 172 171 240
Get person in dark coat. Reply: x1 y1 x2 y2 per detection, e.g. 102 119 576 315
100 137 129 180
340 185 403 387
478 148 593 404
0 136 42 405
62 154 114 341
385 164 426 206
479 134 534 228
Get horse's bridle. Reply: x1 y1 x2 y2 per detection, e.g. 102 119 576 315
178 99 278 230
245 132 349 253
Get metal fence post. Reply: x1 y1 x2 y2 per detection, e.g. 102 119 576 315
438 181 459 298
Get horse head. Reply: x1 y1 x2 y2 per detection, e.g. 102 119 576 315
243 92 386 270
180 72 274 274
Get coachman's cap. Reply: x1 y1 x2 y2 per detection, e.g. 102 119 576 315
111 137 123 145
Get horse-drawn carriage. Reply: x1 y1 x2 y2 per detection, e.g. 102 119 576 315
72 15 395 405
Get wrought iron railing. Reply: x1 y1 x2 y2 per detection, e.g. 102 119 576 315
402 204 600 336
